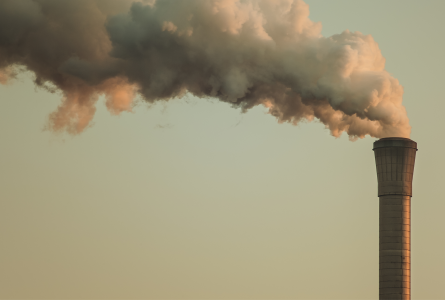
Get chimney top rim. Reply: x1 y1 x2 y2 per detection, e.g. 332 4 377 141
377 137 414 142
373 137 417 151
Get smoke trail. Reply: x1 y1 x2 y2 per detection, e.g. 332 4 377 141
0 0 410 138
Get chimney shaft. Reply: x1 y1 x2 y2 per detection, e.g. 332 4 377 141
373 138 417 300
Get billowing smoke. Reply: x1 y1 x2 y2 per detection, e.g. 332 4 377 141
0 0 410 138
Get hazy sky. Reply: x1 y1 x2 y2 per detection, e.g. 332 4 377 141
1 0 444 299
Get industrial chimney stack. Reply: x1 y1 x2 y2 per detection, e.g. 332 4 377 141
373 137 417 300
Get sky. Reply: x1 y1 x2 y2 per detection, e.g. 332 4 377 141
0 0 444 299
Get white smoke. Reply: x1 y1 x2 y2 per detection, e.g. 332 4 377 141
0 0 410 138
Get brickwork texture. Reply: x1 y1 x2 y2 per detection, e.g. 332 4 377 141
373 138 417 300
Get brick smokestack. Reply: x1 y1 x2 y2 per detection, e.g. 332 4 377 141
373 137 417 300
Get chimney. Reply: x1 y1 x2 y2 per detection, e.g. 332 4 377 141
373 137 417 300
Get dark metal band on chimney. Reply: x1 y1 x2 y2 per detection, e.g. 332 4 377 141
373 138 417 300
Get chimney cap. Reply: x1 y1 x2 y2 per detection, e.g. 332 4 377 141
373 137 417 151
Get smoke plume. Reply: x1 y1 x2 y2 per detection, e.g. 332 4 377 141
0 0 411 138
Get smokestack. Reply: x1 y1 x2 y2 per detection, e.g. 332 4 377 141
373 137 417 300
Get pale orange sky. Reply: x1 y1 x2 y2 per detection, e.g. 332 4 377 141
1 0 444 299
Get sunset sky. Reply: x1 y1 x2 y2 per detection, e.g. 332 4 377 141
1 0 444 299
